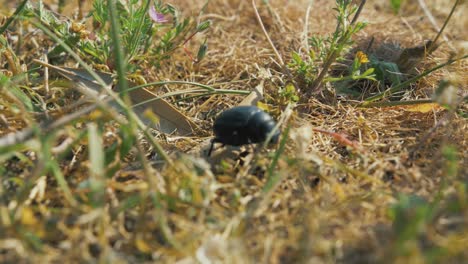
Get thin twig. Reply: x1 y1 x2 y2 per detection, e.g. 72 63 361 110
417 0 456 52
350 0 366 25
427 0 460 54
0 84 249 149
42 50 49 94
251 0 284 66
251 0 297 89
301 1 314 53
0 102 101 149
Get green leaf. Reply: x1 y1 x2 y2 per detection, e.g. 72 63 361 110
196 20 211 32
88 123 106 207
291 52 303 64
370 55 402 86
117 194 144 213
105 142 119 166
196 39 208 62
389 194 433 243
88 123 104 178
119 124 136 159
390 0 402 14
9 86 34 112
361 67 375 77
442 145 458 179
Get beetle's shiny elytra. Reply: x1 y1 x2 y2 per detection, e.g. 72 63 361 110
207 106 280 156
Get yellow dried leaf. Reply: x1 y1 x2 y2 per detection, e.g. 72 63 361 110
20 207 38 226
88 109 105 120
70 22 85 33
333 183 346 201
217 175 234 183
1 206 11 227
256 101 269 111
405 103 441 113
143 108 161 125
135 237 152 253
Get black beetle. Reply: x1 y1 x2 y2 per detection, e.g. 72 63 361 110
207 106 280 156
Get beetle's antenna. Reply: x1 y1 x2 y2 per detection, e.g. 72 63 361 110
207 139 215 157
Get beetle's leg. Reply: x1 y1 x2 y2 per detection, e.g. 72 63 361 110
207 139 216 157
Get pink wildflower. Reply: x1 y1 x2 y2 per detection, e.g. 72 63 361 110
149 5 168 23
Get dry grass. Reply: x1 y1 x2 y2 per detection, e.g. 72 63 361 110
0 0 467 263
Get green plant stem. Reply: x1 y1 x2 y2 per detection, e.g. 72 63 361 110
359 99 434 108
350 0 366 25
107 0 129 99
0 0 28 34
108 0 172 167
324 73 374 83
309 0 367 93
263 125 290 193
363 54 468 104
428 0 460 54
129 80 219 92
132 88 250 108
128 0 151 60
